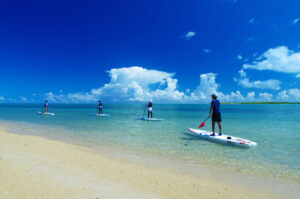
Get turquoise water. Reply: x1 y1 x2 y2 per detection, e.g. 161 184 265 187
0 103 299 181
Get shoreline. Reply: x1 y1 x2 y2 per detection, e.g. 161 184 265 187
1 119 299 183
1 124 299 198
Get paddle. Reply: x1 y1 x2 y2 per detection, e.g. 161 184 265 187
198 116 211 128
142 104 147 118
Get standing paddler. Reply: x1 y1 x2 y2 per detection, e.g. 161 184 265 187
147 100 153 118
209 94 222 136
44 100 49 112
98 100 103 114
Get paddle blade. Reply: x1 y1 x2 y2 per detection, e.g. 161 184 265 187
198 122 205 128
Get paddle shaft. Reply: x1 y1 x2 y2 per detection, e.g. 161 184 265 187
203 116 211 122
142 105 147 118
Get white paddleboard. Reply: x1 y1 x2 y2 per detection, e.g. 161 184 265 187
38 112 55 116
90 113 110 117
137 117 163 121
187 128 257 148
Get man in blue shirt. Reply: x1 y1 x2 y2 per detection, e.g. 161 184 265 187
44 100 49 112
209 94 222 136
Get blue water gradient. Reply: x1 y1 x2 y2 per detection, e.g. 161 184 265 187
0 103 299 181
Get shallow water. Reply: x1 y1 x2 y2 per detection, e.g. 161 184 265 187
0 103 299 181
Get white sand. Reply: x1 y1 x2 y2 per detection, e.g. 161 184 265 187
0 127 287 199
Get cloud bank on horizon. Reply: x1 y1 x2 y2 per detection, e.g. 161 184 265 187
42 47 300 103
37 45 300 103
45 66 252 103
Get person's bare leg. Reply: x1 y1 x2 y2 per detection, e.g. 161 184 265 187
218 122 222 134
212 121 215 134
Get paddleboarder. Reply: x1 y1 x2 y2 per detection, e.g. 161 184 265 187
147 100 153 118
98 100 103 114
209 94 222 136
44 100 49 112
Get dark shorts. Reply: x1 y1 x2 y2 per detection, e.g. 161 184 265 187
212 112 221 122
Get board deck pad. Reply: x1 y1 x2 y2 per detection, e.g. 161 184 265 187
90 113 110 117
187 128 257 147
38 112 55 116
137 117 163 121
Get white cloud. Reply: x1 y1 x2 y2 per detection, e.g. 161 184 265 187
277 89 300 102
45 92 56 101
48 67 183 103
191 73 220 101
292 18 299 25
246 92 255 101
243 46 300 77
45 92 67 102
0 96 5 101
43 68 250 103
225 91 245 102
237 54 243 60
249 18 255 24
258 92 273 101
108 67 173 88
190 75 246 102
235 69 281 90
237 78 281 90
203 48 212 53
67 92 97 102
184 31 196 40
20 96 27 102
238 69 247 77
40 66 300 103
148 78 186 102
245 37 256 42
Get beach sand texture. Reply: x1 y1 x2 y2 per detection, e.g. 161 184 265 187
0 127 283 199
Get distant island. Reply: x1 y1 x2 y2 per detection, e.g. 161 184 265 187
223 102 300 104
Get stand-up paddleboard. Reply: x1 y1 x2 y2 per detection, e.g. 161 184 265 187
187 128 257 148
38 112 55 116
90 113 110 117
137 117 163 121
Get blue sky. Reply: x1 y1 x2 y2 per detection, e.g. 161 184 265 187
0 0 299 103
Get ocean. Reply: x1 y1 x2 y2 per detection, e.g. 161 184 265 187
0 103 299 182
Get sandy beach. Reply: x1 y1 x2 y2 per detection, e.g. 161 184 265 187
0 126 293 199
